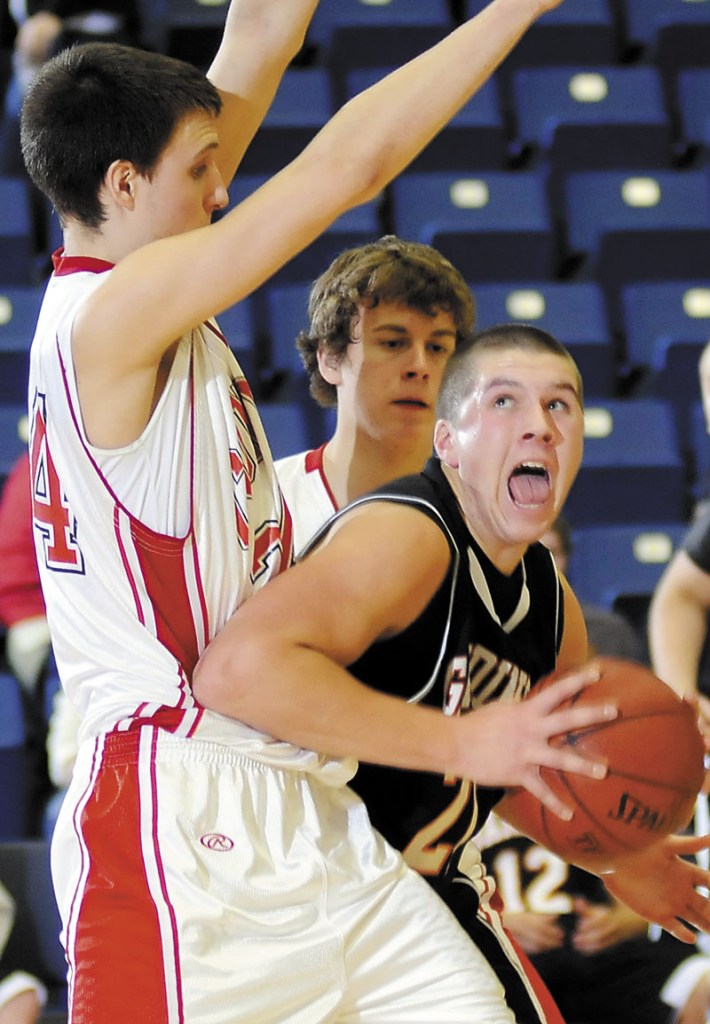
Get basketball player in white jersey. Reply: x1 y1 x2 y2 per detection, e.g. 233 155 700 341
22 1 627 1020
277 235 474 553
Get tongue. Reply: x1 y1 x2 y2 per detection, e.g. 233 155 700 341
509 472 550 506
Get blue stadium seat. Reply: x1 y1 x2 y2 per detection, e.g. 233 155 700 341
0 286 43 403
0 178 35 286
567 521 686 609
389 170 556 281
0 840 67 1017
622 0 710 71
563 169 710 268
675 68 710 158
465 0 619 68
308 0 451 51
471 281 615 398
136 0 225 67
620 280 710 372
308 0 451 103
646 340 705 462
258 401 312 461
345 71 508 171
239 68 333 174
212 298 258 390
618 280 710 473
264 283 311 378
564 398 687 526
511 65 673 173
689 399 710 504
562 169 710 330
0 673 28 840
0 405 29 490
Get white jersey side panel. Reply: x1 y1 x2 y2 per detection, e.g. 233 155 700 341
276 447 337 556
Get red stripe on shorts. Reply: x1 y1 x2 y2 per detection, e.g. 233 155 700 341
69 732 174 1022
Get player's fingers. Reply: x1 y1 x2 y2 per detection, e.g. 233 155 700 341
530 664 602 710
520 768 575 821
537 742 608 781
542 700 618 740
663 892 710 942
663 917 698 944
668 833 710 857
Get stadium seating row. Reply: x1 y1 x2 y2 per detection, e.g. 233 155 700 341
132 0 710 80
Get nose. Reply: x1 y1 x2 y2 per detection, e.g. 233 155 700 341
523 404 561 444
402 345 430 380
207 168 229 213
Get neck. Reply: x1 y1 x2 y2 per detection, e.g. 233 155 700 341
439 463 527 576
323 429 433 508
61 220 139 266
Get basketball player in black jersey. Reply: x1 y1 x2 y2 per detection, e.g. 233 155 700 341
196 324 710 1022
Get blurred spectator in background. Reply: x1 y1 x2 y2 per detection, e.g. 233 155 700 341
0 879 44 1023
541 514 645 662
0 0 140 173
475 811 688 1024
0 450 53 834
0 451 48 695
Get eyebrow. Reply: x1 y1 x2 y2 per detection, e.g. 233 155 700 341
484 377 581 400
194 141 220 159
373 323 457 338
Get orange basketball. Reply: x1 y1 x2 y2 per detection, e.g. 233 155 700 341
503 657 705 868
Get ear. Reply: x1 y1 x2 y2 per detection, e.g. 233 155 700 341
316 345 343 387
434 418 459 468
103 159 139 211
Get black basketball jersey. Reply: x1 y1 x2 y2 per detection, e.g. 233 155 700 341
309 457 563 910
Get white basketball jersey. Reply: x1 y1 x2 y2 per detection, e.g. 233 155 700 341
276 445 337 555
27 255 330 766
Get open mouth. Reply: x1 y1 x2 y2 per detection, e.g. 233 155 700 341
508 462 551 507
393 399 428 409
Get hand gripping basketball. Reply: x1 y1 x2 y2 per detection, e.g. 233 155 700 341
501 657 706 870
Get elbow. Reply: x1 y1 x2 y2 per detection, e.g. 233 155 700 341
192 632 256 719
191 645 228 713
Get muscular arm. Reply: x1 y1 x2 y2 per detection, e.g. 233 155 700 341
193 502 617 814
649 550 710 699
73 0 566 447
207 0 320 186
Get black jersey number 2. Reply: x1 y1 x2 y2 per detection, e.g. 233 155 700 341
403 777 477 875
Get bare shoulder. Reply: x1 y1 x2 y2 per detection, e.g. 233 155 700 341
320 498 452 569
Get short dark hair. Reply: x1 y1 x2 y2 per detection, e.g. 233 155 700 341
21 42 222 229
296 235 475 408
436 322 583 422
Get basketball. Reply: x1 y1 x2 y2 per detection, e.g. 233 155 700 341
502 657 705 868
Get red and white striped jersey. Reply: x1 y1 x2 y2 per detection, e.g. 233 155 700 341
28 253 296 750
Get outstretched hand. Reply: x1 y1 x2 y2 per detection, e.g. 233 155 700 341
457 664 616 819
603 833 710 943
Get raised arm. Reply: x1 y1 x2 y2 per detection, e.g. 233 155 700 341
76 0 567 443
207 0 320 185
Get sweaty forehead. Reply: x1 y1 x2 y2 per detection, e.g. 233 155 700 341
473 347 581 399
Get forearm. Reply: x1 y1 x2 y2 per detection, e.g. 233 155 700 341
208 0 320 182
193 637 468 777
649 590 707 697
298 0 550 207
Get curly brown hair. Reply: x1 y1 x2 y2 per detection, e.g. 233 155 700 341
296 236 475 408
